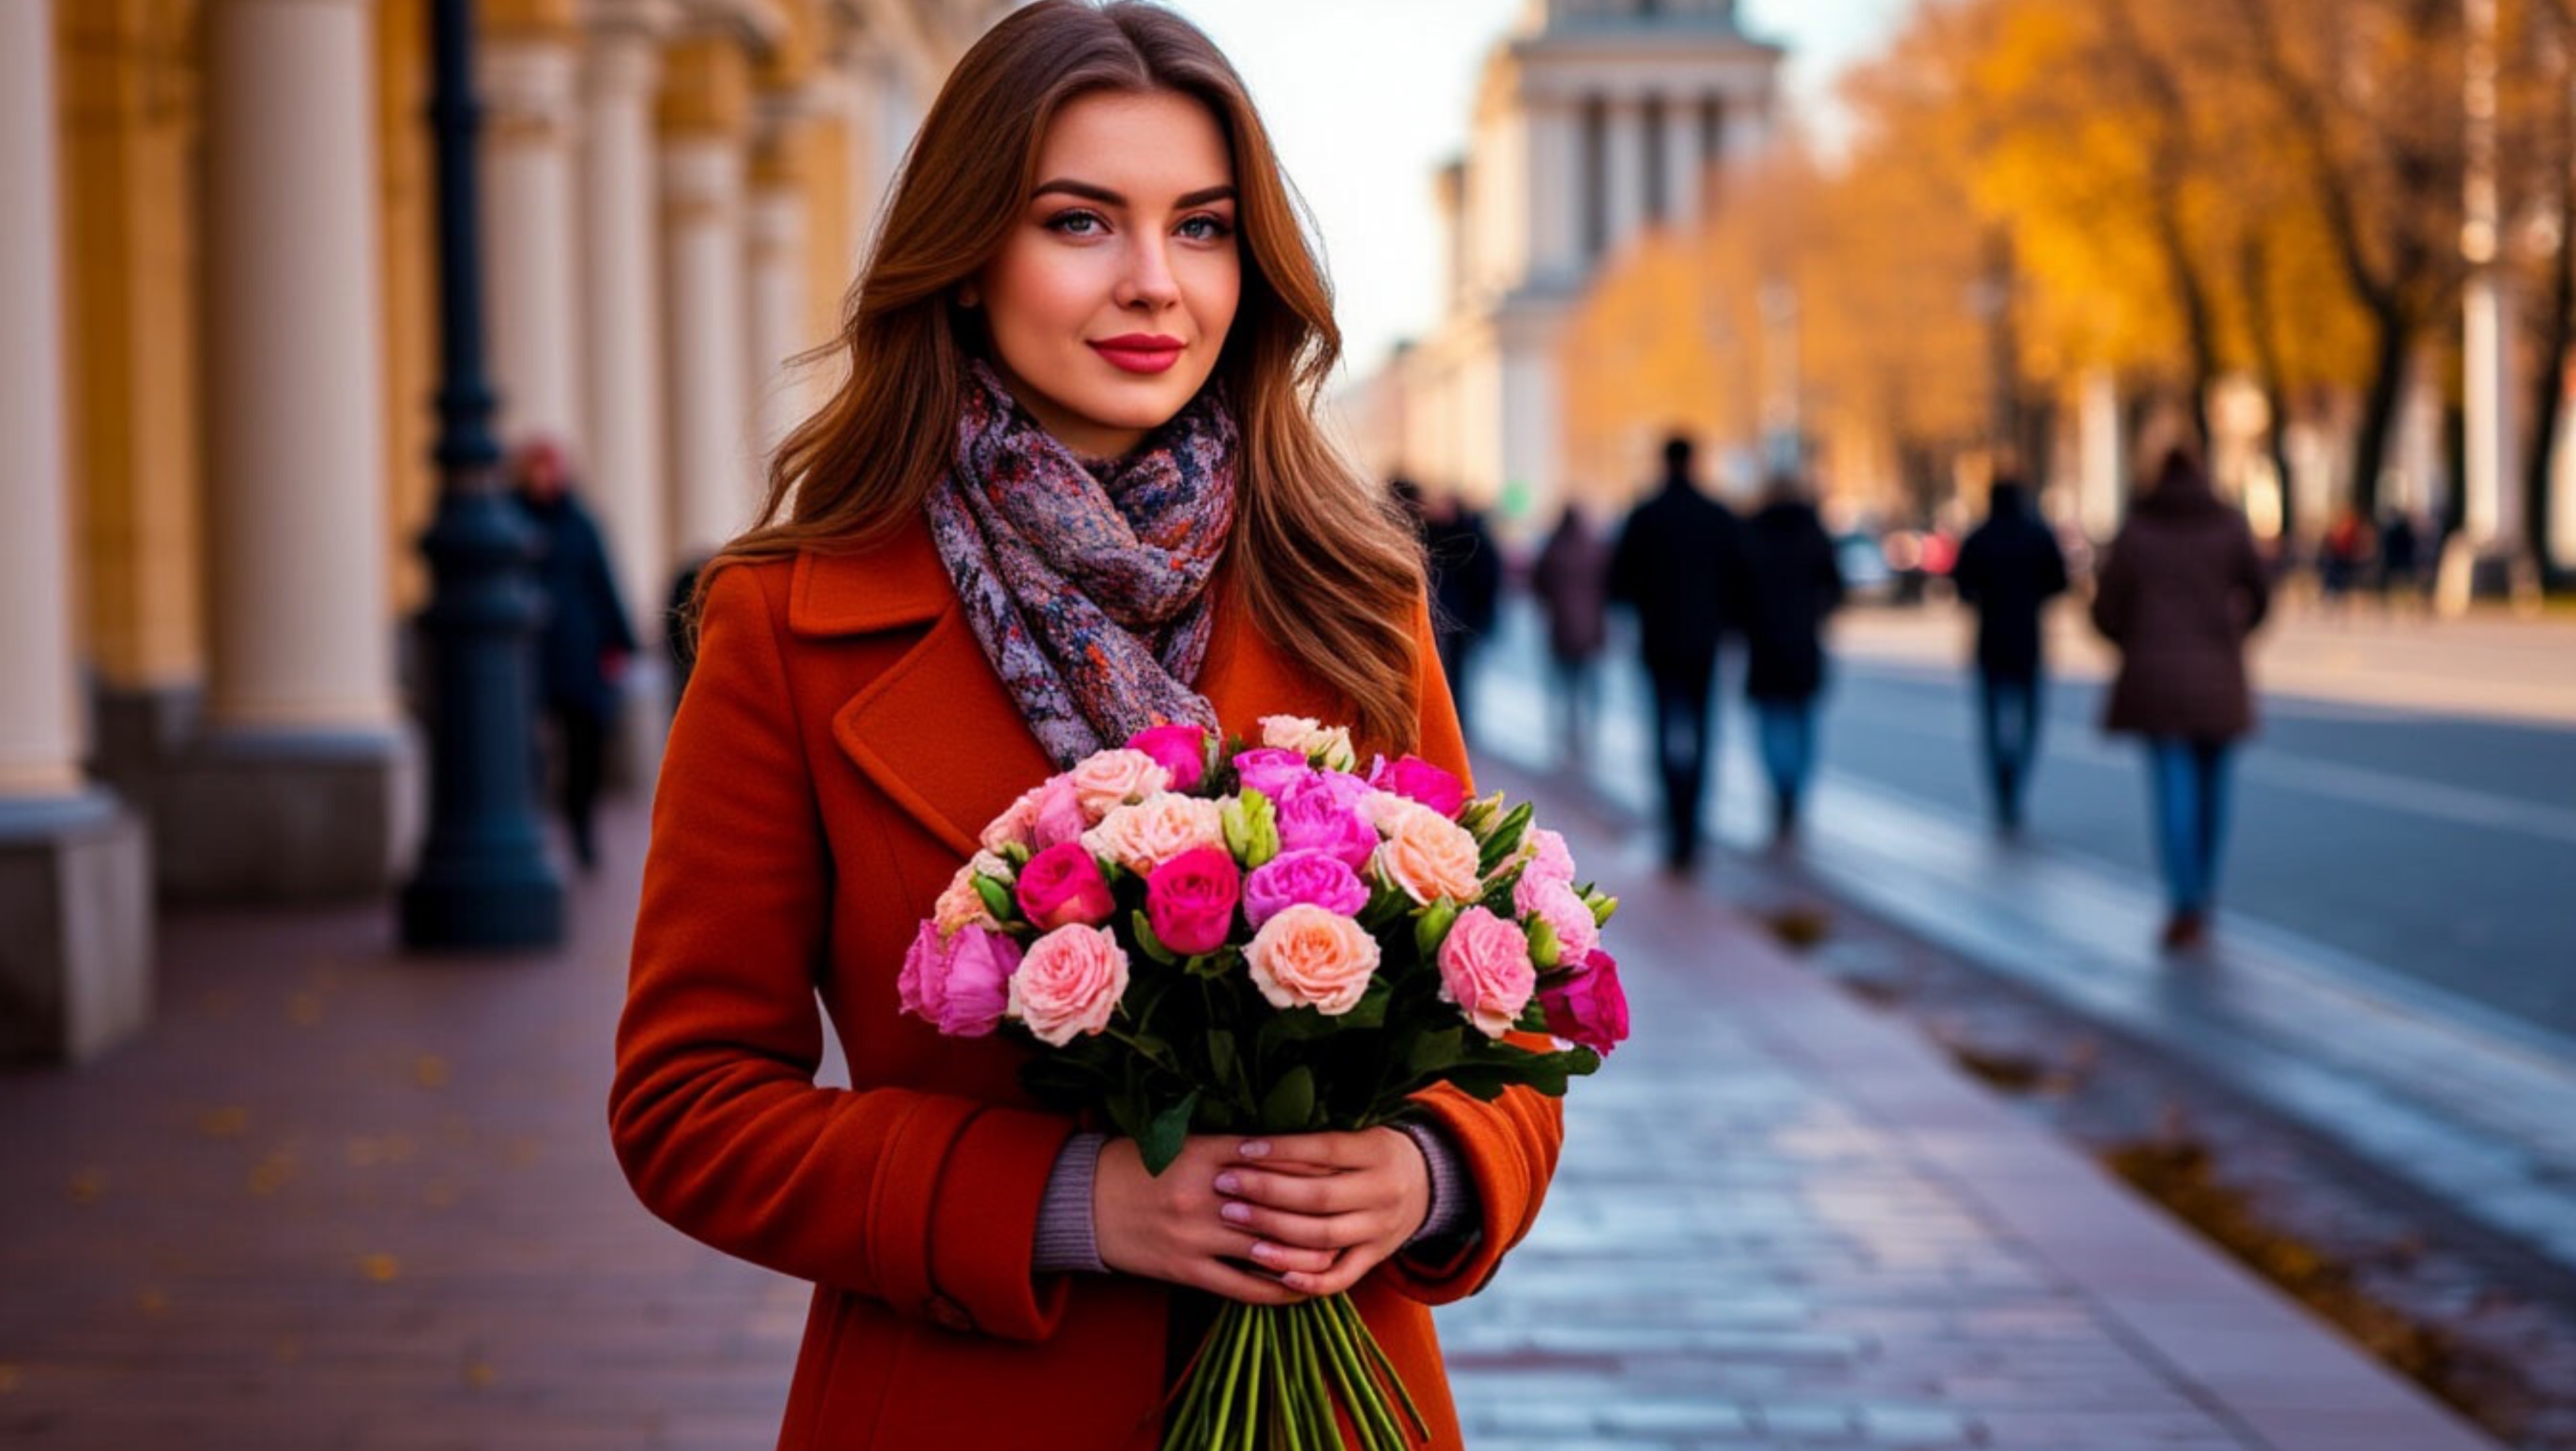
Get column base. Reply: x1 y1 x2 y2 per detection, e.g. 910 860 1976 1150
157 724 419 903
0 792 153 1064
89 680 202 818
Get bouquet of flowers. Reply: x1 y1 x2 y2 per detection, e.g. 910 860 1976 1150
898 715 1629 1450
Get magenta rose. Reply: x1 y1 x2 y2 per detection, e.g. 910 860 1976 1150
1016 841 1116 930
1126 723 1209 792
1031 775 1090 849
1145 845 1242 956
1232 748 1314 802
1241 849 1369 930
1370 754 1468 818
1274 773 1379 870
898 921 1021 1038
1540 948 1630 1056
1436 905 1537 1039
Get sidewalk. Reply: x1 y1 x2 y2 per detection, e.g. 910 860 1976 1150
0 785 2499 1450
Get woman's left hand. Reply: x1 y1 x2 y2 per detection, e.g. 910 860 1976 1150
1209 1128 1430 1296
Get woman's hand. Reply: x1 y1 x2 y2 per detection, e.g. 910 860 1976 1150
1204 1129 1430 1298
1091 1129 1431 1304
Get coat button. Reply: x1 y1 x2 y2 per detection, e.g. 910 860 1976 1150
924 1294 974 1333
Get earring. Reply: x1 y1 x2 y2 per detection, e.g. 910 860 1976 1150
957 286 981 309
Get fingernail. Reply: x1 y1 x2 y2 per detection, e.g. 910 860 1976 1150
1247 1241 1277 1263
1220 1201 1252 1224
1237 1140 1271 1158
1213 1171 1241 1195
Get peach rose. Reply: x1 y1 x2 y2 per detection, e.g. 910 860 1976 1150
1068 749 1172 822
1245 903 1381 1016
1358 789 1434 837
1007 924 1130 1047
1259 715 1356 772
1438 906 1535 1039
933 864 995 937
1375 806 1484 905
979 785 1043 855
1083 792 1227 875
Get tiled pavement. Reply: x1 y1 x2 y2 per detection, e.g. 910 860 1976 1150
0 772 2504 1449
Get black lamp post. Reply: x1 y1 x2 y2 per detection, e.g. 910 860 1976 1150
401 0 564 949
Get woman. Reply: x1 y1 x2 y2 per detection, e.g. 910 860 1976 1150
608 6 1564 1448
2090 447 2271 951
1738 472 1845 845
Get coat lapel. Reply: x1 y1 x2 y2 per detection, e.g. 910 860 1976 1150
797 519 1342 862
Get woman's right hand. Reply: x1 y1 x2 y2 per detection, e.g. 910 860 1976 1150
1092 1135 1335 1305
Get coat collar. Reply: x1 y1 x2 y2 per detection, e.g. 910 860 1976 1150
801 516 1341 861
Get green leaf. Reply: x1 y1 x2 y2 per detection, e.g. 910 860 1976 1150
1260 1065 1316 1132
1257 1007 1333 1056
1406 1027 1464 1076
974 873 1017 923
1341 979 1390 1030
1139 1091 1199 1177
1184 946 1241 980
1515 999 1550 1033
1130 909 1179 966
1206 1029 1239 1089
1588 893 1618 928
1476 801 1534 875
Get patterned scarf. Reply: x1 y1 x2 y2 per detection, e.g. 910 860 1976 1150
925 360 1239 769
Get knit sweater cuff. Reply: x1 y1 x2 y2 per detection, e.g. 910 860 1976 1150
1032 1132 1108 1275
1396 1120 1476 1247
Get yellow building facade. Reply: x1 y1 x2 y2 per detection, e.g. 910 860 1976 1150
3 0 1006 1062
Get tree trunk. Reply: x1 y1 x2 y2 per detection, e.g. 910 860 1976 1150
2350 303 2412 519
2240 234 2299 539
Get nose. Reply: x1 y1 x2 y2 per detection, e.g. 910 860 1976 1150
1114 234 1181 312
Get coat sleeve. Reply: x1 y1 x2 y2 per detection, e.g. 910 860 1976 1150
2089 532 2135 643
609 564 1077 1344
1379 592 1567 1305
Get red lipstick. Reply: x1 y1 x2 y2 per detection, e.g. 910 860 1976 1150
1091 334 1186 374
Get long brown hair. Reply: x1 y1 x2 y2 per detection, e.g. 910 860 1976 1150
710 0 1429 755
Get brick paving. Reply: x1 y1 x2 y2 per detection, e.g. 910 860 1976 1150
0 768 2506 1449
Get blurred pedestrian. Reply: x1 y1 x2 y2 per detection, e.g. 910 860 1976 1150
1609 433 1747 873
2376 507 2421 611
512 438 638 871
1952 475 2069 834
2090 447 2271 951
1529 500 1611 767
1416 484 1502 743
1738 472 1845 846
2319 504 2370 613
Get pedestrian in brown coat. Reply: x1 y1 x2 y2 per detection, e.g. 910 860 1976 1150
2090 448 2271 951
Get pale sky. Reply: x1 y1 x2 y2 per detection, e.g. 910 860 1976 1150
1167 0 1915 380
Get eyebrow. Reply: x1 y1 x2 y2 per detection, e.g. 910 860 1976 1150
1032 178 1238 210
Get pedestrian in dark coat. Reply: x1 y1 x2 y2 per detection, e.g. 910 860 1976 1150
2090 447 2271 951
1529 502 1611 767
512 439 638 871
1952 477 2069 833
1608 434 1748 873
1412 484 1503 745
1737 475 1845 843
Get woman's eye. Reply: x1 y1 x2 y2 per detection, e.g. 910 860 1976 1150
1045 210 1107 236
1177 215 1234 243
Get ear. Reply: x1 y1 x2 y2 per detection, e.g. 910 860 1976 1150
957 284 982 309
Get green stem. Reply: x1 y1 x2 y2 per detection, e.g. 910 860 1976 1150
1313 1293 1404 1450
1336 1293 1427 1443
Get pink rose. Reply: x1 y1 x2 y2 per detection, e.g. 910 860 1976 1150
1031 775 1091 849
1231 748 1312 802
1124 723 1209 792
1068 749 1171 822
1275 774 1379 870
1541 948 1630 1056
979 787 1041 854
1519 827 1577 888
1016 841 1116 930
1515 875 1600 963
1008 924 1130 1047
1376 806 1485 905
900 921 1021 1038
1370 755 1468 818
1146 846 1241 956
1437 906 1536 1039
1084 793 1227 875
1245 903 1381 1016
1241 850 1368 930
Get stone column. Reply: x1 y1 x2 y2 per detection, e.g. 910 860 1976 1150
174 0 414 901
1524 96 1581 286
1602 95 1646 258
659 33 757 561
1659 93 1701 231
580 7 671 628
2076 367 2125 542
747 156 813 463
479 0 586 454
1 0 151 1061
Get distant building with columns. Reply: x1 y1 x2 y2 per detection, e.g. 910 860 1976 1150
1349 0 1784 528
2 0 1002 1062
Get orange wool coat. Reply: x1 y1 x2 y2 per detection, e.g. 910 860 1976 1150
610 516 1565 1450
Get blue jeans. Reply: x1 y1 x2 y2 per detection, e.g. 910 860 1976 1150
1649 663 1717 866
1978 672 2044 827
1754 698 1818 827
2145 739 2234 914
